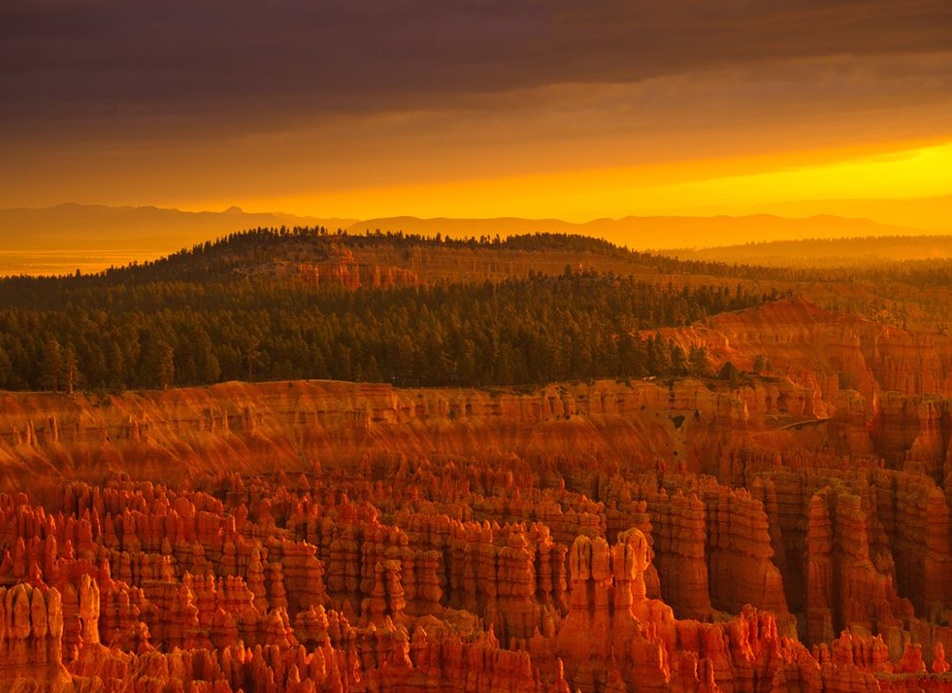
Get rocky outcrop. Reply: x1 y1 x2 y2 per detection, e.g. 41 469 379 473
557 530 676 692
273 256 422 290
0 582 70 691
702 485 791 627
649 489 713 620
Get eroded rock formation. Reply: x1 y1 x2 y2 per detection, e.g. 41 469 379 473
4 300 952 690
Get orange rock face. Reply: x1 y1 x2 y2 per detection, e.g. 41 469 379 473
4 300 952 691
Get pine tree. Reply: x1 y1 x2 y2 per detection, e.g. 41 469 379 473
156 341 175 390
63 344 79 395
40 338 64 392
688 345 711 378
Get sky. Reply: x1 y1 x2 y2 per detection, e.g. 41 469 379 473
2 0 951 222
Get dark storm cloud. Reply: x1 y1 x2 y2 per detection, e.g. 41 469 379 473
1 0 950 137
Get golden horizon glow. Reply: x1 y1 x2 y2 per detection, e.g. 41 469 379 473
3 2 951 244
189 140 952 224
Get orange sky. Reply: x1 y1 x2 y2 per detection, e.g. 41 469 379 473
1 2 950 225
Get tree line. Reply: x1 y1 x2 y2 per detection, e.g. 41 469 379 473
0 227 815 296
0 270 772 392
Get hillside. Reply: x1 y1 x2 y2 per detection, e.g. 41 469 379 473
0 230 773 392
6 227 952 395
82 227 678 285
665 234 952 266
0 203 931 276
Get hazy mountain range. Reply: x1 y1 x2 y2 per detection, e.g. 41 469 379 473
0 203 355 252
0 197 949 275
744 195 952 234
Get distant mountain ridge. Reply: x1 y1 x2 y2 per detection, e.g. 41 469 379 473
0 201 944 274
0 203 356 251
1 203 933 251
745 194 952 233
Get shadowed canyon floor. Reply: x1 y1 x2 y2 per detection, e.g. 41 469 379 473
5 300 952 691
